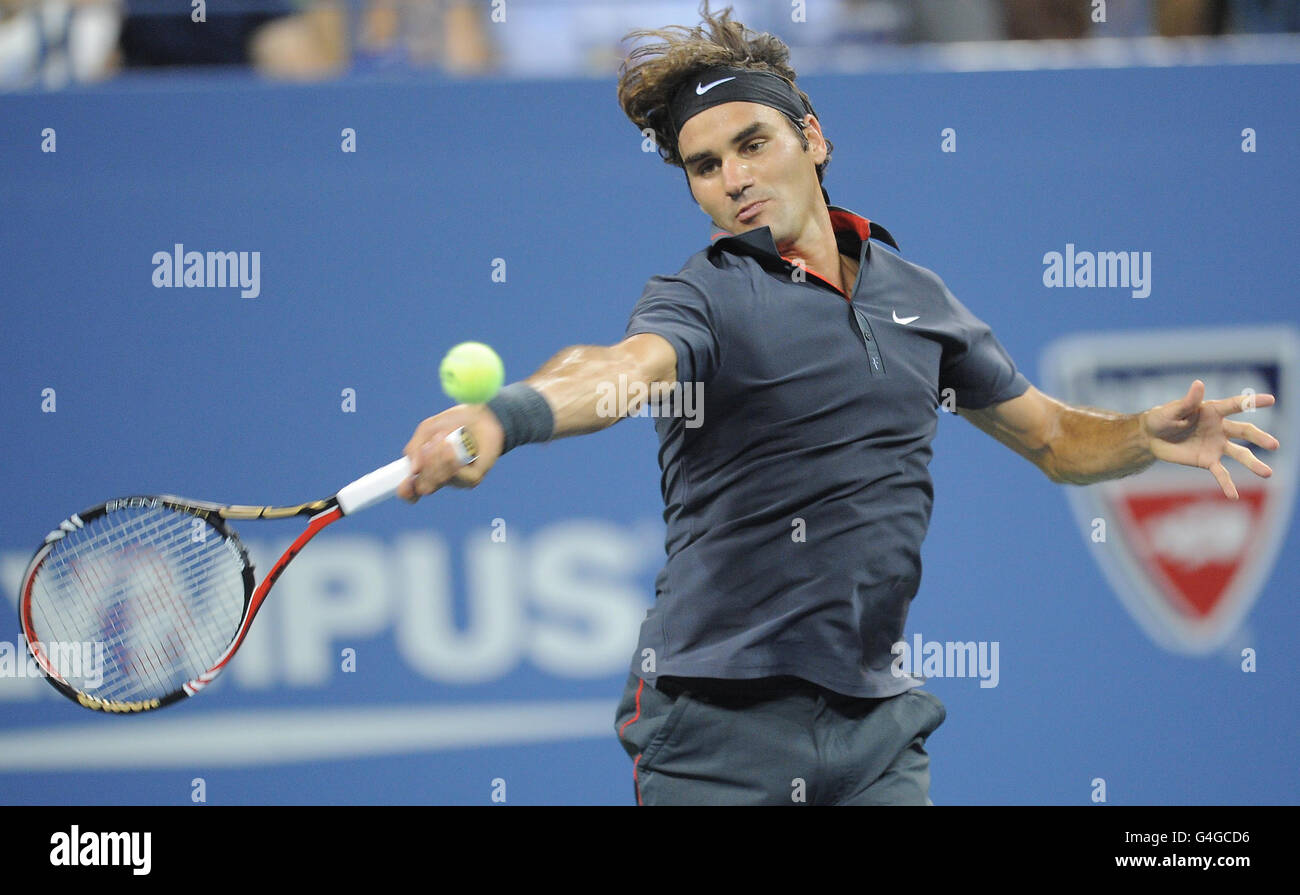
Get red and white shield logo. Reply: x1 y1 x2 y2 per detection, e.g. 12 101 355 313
1042 327 1298 653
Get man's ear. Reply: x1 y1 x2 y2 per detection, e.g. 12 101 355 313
803 114 828 166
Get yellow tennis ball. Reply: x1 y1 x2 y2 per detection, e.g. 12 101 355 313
440 342 505 404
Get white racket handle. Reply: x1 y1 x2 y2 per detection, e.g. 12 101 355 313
336 457 410 515
336 428 476 515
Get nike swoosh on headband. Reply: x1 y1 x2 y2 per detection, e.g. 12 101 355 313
696 77 737 95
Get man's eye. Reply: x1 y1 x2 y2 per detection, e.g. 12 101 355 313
745 141 764 153
697 161 717 175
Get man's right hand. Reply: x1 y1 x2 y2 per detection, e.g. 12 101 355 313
398 404 506 502
397 334 677 503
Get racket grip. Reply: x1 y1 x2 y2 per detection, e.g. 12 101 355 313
336 457 412 515
336 429 477 515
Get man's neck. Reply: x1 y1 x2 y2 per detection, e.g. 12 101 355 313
776 204 856 296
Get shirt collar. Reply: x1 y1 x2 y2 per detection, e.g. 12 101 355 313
707 206 899 264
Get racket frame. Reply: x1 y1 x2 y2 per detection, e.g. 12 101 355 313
19 440 464 714
19 491 361 712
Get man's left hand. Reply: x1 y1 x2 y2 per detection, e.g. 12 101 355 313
1141 379 1280 500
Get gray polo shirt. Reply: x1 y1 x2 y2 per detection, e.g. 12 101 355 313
625 207 1030 698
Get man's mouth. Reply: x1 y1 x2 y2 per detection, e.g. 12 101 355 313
736 200 768 224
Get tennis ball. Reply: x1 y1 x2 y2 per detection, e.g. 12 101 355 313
440 341 505 404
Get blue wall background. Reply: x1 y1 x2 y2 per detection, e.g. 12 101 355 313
0 62 1296 805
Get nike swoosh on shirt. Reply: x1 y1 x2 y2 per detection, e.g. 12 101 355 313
696 77 737 94
892 311 920 325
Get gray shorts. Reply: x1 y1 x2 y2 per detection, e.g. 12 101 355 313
614 672 946 805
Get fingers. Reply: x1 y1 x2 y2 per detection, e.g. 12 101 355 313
399 412 476 502
1223 418 1280 451
1151 381 1204 433
407 428 477 499
397 421 435 502
1209 461 1238 501
1231 392 1276 414
397 476 417 503
1205 390 1276 416
1223 440 1273 479
403 416 446 473
399 420 441 502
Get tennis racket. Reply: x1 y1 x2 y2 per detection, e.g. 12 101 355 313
18 427 478 714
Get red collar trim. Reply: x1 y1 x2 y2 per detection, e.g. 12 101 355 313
828 208 872 243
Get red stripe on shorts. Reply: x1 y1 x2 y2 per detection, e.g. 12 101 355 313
620 678 646 805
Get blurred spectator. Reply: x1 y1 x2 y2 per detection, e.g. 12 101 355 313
344 0 493 75
0 0 120 88
1083 0 1155 37
119 0 300 69
235 1 493 80
836 0 1005 43
1152 0 1225 35
247 2 348 80
909 0 1005 41
1001 0 1093 39
3 0 1297 90
1227 0 1300 32
490 1 792 77
0 0 492 88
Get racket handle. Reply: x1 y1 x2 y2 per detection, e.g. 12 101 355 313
336 428 477 515
337 456 411 515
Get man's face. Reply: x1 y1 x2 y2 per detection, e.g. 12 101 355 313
677 101 827 247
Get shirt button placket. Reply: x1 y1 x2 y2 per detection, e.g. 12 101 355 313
851 306 886 376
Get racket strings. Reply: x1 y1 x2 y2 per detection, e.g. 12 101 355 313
55 510 239 690
44 512 207 663
35 511 239 699
35 515 191 696
28 505 246 703
81 513 228 661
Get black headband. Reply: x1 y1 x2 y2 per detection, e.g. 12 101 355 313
669 67 828 206
669 67 811 135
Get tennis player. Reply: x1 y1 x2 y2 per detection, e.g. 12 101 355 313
397 5 1279 805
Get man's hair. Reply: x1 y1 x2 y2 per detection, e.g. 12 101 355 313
617 2 832 187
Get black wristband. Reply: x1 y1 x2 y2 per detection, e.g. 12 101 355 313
486 383 555 455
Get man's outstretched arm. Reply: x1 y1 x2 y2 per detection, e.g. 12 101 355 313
958 381 1279 499
397 333 677 501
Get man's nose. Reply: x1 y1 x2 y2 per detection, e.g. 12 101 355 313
723 156 754 197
